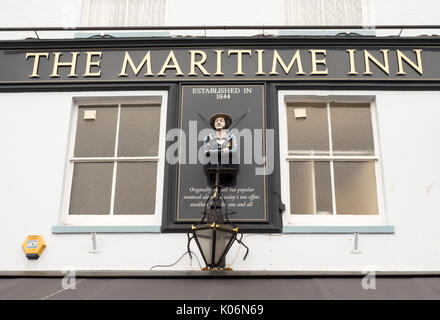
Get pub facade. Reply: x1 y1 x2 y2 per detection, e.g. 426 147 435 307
1 0 440 275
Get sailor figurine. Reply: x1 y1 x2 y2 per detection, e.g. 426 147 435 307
202 113 238 184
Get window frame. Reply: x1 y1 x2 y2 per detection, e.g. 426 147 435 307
278 91 386 226
61 92 168 226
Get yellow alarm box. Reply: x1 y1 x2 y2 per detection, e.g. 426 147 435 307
22 235 46 260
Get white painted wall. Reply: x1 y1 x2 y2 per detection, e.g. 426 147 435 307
0 0 440 273
0 90 440 273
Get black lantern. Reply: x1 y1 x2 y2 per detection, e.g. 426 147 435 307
187 112 249 270
191 223 238 269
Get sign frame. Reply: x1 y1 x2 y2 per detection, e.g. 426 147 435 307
161 81 284 233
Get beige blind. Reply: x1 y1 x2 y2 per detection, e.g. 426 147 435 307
69 102 161 216
286 101 379 215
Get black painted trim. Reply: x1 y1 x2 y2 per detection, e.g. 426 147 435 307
160 83 181 233
3 80 440 93
3 35 440 50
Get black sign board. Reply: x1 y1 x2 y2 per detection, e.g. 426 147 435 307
176 84 267 222
1 44 440 84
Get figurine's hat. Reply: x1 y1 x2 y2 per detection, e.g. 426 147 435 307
209 113 232 129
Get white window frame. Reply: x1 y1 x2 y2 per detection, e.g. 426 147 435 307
61 91 168 226
278 90 386 226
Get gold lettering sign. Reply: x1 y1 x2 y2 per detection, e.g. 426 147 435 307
25 52 49 78
396 49 423 75
83 52 102 77
364 49 390 75
157 50 184 76
255 49 265 75
227 49 252 75
21 47 428 80
309 49 328 75
50 52 80 78
214 50 224 76
346 49 358 75
188 50 210 76
119 51 153 77
270 50 305 75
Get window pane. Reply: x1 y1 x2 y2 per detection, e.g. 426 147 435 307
289 161 333 214
74 105 118 157
117 104 161 157
113 162 157 215
69 162 114 215
330 103 375 156
286 102 329 155
334 161 379 215
194 228 213 264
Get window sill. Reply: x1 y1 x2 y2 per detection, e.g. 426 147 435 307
282 225 395 234
52 225 161 234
